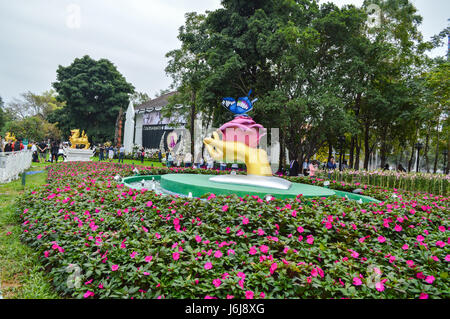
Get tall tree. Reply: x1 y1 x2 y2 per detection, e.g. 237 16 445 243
52 55 134 142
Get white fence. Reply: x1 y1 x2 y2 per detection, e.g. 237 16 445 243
0 150 33 183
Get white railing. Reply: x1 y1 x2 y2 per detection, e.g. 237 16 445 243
0 150 33 183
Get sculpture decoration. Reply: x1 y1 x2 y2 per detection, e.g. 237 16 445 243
69 129 90 149
204 90 272 177
5 132 16 143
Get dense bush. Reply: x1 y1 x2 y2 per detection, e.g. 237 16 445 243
15 162 449 299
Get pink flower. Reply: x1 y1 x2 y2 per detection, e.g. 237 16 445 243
227 249 235 255
195 235 202 243
155 233 161 239
146 201 153 207
249 246 258 255
438 226 446 232
83 290 94 298
394 224 402 232
221 205 229 212
269 263 277 275
259 245 269 254
111 264 119 271
425 276 435 284
212 278 222 287
306 235 314 245
406 260 414 268
402 244 409 250
417 235 424 242
204 262 213 270
353 277 362 286
377 236 386 243
98 283 104 289
260 292 266 298
214 250 223 258
375 281 385 292
245 291 254 299
130 251 137 258
145 255 153 263
172 252 180 261
242 217 249 225
44 251 50 258
325 222 332 230
445 255 450 262
419 293 429 299
436 241 445 248
297 226 304 233
311 268 318 277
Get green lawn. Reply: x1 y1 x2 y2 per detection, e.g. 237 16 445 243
0 167 59 299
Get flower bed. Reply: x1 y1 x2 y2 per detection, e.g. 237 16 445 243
15 162 449 299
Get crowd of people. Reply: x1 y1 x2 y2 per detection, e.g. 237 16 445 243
288 155 409 177
0 135 67 163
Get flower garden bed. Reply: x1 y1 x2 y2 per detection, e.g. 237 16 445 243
14 162 449 299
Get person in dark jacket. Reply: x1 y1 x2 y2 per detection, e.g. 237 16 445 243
289 158 300 176
51 141 59 163
4 142 12 152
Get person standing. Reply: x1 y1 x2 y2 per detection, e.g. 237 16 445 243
206 156 214 170
38 141 47 162
327 156 337 179
289 158 300 176
158 150 162 162
140 147 145 163
184 152 192 168
167 152 173 167
302 159 309 176
118 144 125 163
50 141 59 163
31 142 38 162
0 135 4 152
57 142 65 162
99 144 104 161
309 160 318 177
14 139 22 152
4 142 12 152
108 145 114 162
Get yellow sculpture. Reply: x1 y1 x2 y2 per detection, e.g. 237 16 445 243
5 132 16 143
69 129 90 149
204 131 272 176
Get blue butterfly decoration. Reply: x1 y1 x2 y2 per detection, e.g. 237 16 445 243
222 89 258 116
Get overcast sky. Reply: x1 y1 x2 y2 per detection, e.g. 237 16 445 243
0 0 448 104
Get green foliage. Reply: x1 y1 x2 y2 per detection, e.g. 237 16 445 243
3 115 61 142
52 55 134 142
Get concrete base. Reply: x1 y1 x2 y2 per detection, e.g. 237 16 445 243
209 174 292 190
63 147 95 162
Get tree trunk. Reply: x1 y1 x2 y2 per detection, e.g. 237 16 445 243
363 121 370 169
433 121 440 173
355 136 361 170
424 127 430 173
328 142 333 162
408 144 415 172
380 138 387 169
278 129 285 172
349 136 355 169
190 90 196 157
